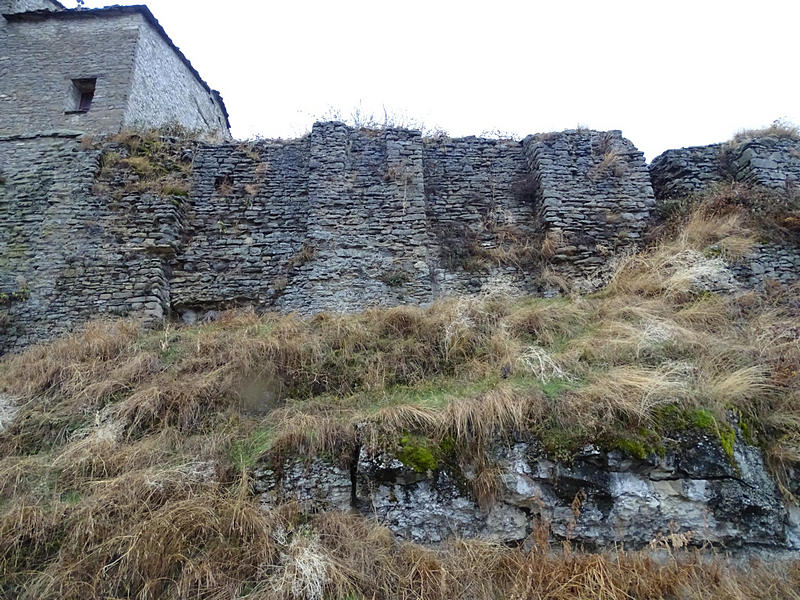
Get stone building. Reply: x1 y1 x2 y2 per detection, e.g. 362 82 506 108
0 1 230 139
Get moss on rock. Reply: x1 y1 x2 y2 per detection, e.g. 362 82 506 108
397 436 439 472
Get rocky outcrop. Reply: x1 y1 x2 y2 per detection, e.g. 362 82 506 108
253 428 799 550
0 394 17 433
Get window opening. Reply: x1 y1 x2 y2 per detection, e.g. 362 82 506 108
70 78 96 112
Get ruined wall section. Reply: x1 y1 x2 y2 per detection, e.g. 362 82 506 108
1 124 671 351
730 137 800 189
523 130 655 272
649 137 800 199
422 137 539 295
172 123 435 317
285 122 432 312
731 243 800 288
169 137 311 317
1 0 61 14
648 143 727 200
649 137 800 288
0 134 174 352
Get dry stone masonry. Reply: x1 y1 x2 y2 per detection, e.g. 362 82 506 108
648 143 728 201
650 135 800 287
523 130 655 274
650 136 800 198
0 132 174 350
1 4 230 140
0 124 660 352
422 135 537 296
2 125 800 354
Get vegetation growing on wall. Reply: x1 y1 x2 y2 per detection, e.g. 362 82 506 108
655 182 800 246
589 132 628 181
0 285 29 307
93 129 195 199
439 217 545 274
730 118 800 146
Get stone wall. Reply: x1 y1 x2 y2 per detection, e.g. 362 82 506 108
0 12 140 136
523 130 655 273
3 124 800 353
649 136 800 288
0 7 230 141
729 137 800 189
125 14 230 141
648 143 727 200
732 243 800 289
291 123 432 311
1 124 658 350
423 136 538 295
0 0 60 13
168 136 311 316
649 136 800 199
0 133 171 353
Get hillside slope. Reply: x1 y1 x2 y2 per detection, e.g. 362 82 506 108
0 190 799 598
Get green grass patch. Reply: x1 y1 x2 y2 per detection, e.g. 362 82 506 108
60 490 82 504
538 377 577 399
229 427 275 471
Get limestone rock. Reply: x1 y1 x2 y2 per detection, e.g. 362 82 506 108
254 430 799 551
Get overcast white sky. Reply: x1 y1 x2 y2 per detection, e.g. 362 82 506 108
81 0 800 161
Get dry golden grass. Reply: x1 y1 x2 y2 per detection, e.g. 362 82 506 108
5 495 797 600
1 204 796 463
575 365 690 428
590 149 627 180
731 119 800 144
507 297 588 346
439 386 534 445
361 404 440 450
267 410 357 466
659 182 800 245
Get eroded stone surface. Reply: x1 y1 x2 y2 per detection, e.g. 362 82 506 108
253 457 352 513
0 394 18 433
254 431 798 550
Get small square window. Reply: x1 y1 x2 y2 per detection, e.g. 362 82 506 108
70 78 96 112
